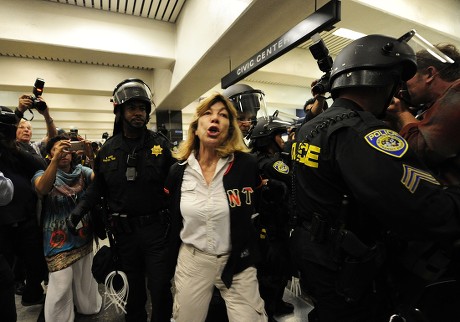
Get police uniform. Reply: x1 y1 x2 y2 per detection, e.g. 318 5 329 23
73 128 174 322
255 151 295 319
291 98 460 321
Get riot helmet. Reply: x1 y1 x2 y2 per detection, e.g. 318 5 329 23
111 78 153 135
223 83 268 120
112 78 153 115
329 34 417 98
249 114 291 151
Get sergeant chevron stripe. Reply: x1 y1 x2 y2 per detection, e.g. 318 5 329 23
401 164 440 193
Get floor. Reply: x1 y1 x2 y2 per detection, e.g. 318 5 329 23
17 239 314 321
16 285 314 322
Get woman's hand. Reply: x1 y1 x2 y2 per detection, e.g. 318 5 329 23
52 140 72 161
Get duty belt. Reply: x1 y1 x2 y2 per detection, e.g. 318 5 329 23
299 213 372 258
111 209 170 232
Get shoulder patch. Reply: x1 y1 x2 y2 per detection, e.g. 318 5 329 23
273 160 289 174
401 164 440 193
364 129 408 158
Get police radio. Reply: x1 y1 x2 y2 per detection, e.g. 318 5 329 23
126 153 138 181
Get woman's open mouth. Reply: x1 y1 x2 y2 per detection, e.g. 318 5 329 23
207 125 220 137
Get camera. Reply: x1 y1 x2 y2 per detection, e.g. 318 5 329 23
69 128 79 141
68 141 85 152
0 106 17 125
31 78 47 111
0 106 18 140
309 34 333 95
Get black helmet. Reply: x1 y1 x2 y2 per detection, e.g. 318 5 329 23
223 83 267 119
330 34 417 98
250 116 290 150
112 78 153 115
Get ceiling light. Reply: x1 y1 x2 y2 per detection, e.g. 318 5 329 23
333 28 366 40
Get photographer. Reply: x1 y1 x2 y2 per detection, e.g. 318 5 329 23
0 106 48 314
386 43 460 186
15 94 57 162
302 79 329 124
32 135 101 321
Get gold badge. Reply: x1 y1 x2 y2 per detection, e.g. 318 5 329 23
273 160 289 174
151 145 163 156
102 155 116 162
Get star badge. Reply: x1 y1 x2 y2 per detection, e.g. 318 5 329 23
151 145 163 156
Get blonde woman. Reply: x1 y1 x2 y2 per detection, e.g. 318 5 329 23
164 93 268 322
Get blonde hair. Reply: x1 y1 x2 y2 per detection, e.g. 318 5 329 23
174 93 249 161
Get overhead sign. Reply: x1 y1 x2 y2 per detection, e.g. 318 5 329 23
221 0 341 89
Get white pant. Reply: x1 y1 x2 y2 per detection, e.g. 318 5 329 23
173 243 267 322
45 252 102 322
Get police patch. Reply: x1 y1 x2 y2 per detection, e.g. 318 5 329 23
273 160 289 174
364 129 408 158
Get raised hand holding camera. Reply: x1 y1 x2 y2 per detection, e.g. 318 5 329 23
17 78 48 121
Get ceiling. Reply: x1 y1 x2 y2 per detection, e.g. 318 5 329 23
0 0 458 141
50 0 186 22
3 1 456 89
5 0 351 72
38 0 352 72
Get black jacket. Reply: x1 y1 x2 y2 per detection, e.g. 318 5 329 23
0 147 45 225
72 128 174 217
164 152 263 288
292 98 460 271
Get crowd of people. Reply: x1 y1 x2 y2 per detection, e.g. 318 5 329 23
0 32 459 322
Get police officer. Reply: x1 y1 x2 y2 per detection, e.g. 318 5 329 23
291 34 460 322
250 116 295 321
223 83 267 139
67 79 175 322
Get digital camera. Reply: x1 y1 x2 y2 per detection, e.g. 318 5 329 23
309 35 333 95
69 141 85 152
0 106 17 125
69 128 79 141
31 78 47 111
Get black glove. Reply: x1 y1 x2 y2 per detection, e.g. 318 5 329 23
66 213 82 236
261 179 287 203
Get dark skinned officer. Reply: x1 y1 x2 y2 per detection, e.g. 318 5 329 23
290 33 460 322
67 79 175 322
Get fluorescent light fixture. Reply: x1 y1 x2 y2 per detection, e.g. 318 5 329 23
333 28 366 40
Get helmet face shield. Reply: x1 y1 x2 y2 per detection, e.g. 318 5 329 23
112 79 153 112
401 29 455 65
228 90 268 120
